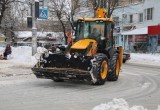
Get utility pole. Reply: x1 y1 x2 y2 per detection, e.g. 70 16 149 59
32 0 37 55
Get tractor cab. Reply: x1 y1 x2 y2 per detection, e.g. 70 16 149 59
74 18 114 50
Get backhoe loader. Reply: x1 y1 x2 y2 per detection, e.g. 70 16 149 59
32 8 123 85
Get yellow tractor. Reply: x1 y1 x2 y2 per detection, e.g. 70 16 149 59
32 8 123 85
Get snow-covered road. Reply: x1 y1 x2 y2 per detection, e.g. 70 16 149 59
0 46 160 110
0 63 160 110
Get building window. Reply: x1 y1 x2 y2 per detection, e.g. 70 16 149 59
129 0 134 4
129 15 133 23
139 0 143 2
122 14 127 19
139 13 143 22
145 8 153 20
113 17 119 26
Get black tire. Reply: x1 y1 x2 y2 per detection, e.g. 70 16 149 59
91 53 108 85
52 77 64 82
107 53 120 81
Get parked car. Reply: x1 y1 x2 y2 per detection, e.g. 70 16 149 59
14 42 32 47
0 42 10 47
123 51 131 63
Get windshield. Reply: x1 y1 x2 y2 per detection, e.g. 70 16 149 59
75 21 105 42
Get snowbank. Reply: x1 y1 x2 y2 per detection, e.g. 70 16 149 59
0 46 37 67
1 46 160 67
129 53 160 66
14 31 64 39
9 46 37 66
0 47 4 53
93 98 160 110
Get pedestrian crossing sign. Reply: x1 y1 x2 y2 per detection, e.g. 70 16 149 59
39 8 48 20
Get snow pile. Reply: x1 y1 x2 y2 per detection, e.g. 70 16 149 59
92 98 147 110
0 46 37 67
9 46 37 66
129 53 160 65
1 46 160 67
0 47 4 53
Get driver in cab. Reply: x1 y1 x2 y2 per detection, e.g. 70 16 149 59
88 28 101 42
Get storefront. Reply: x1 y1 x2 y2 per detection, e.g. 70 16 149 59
148 25 160 52
122 28 148 52
128 35 147 52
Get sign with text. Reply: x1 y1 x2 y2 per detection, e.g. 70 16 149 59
128 35 147 42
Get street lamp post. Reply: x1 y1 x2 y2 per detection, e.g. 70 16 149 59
32 0 37 55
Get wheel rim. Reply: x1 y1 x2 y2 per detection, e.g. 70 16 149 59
100 60 108 79
116 59 120 76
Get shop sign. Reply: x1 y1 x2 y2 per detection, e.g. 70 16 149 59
128 35 147 42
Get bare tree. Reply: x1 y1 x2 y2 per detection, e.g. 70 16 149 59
0 0 23 28
107 0 119 17
92 0 119 18
1 6 18 41
64 0 80 31
15 2 29 29
0 0 29 44
49 0 70 44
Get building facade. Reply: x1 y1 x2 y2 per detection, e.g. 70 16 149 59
113 0 160 52
71 0 160 52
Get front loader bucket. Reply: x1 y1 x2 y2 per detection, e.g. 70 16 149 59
32 67 91 80
32 53 92 80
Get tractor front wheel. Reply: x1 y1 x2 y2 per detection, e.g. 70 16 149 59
91 53 108 85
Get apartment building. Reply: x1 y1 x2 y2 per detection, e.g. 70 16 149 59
71 0 160 52
113 0 160 52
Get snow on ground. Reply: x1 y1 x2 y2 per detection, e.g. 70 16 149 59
141 82 151 89
92 98 160 110
0 47 4 53
1 46 160 67
0 46 37 77
157 105 160 110
1 46 37 70
128 53 160 66
1 47 160 109
9 46 37 66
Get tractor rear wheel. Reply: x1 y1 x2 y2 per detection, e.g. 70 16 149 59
107 53 120 81
91 53 108 85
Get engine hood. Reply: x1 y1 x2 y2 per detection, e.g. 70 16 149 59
71 39 97 50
